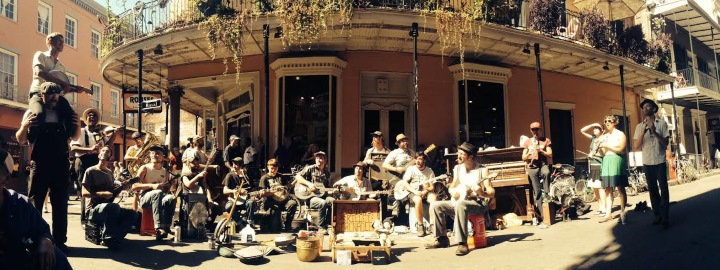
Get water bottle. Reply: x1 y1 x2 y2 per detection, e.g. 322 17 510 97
240 224 255 243
532 216 538 226
174 225 182 243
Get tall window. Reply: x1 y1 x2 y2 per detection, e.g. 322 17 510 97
90 83 101 109
38 2 51 35
64 73 77 104
0 49 17 100
1 0 16 20
458 80 506 148
110 89 119 117
91 30 100 58
65 16 76 48
281 75 337 170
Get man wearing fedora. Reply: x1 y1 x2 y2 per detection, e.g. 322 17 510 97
426 142 495 256
383 133 416 221
16 82 81 252
633 99 670 227
295 151 333 228
71 108 121 199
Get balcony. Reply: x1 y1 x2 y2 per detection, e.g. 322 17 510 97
0 82 29 109
657 67 720 109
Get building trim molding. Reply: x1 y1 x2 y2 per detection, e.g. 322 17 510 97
448 63 512 84
270 57 347 77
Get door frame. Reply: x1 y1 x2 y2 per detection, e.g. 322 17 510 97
546 101 576 165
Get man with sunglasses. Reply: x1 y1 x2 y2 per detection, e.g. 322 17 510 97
16 82 81 252
521 122 552 222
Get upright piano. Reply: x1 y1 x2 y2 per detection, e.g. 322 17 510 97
477 147 535 222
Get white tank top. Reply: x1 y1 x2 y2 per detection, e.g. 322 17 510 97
142 164 166 184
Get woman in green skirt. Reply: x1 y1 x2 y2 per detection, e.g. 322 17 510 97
598 115 629 224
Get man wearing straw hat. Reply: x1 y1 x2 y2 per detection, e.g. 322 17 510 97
71 108 122 199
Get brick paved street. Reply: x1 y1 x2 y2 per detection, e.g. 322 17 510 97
59 174 720 270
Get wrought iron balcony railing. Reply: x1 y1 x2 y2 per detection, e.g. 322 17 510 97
676 67 719 92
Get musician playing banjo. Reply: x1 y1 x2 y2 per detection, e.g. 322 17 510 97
426 142 495 256
294 151 334 229
395 152 436 237
132 146 174 240
258 158 297 232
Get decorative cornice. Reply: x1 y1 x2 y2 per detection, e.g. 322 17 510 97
70 0 108 20
270 57 347 77
448 63 512 84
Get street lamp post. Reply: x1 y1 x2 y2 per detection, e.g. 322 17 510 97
409 22 419 149
620 65 629 159
136 49 143 134
264 24 270 164
534 43 546 134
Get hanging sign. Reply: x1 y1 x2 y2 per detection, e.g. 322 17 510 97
123 91 163 113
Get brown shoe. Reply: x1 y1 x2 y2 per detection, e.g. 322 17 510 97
424 237 449 249
456 243 470 256
417 225 427 237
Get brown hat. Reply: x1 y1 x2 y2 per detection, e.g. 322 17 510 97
267 158 278 166
352 161 365 169
370 131 383 137
458 142 478 155
314 151 326 157
132 132 146 140
40 82 62 95
395 133 408 143
530 122 541 129
231 156 243 163
82 108 101 124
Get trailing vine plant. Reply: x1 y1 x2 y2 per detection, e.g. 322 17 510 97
421 0 484 75
194 0 249 82
273 0 354 46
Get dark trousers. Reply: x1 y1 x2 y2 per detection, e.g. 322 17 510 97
644 163 670 220
264 198 298 232
28 161 70 244
89 203 138 242
527 165 550 217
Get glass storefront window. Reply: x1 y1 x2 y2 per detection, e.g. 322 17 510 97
458 80 506 149
281 75 336 170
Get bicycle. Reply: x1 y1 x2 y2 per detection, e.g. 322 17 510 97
574 170 597 203
625 167 647 196
675 155 698 184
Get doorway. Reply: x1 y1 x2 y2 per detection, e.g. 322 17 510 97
361 105 408 154
549 109 574 165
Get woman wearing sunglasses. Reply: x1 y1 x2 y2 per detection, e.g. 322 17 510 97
597 115 629 224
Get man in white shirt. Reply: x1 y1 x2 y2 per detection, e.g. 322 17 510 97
396 153 436 237
334 162 374 200
243 137 257 166
633 99 670 227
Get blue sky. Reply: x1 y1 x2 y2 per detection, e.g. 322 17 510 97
93 0 143 14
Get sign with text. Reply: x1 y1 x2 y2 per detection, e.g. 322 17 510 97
141 99 163 110
123 92 162 113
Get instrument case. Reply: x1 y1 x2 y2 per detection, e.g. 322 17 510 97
330 200 392 263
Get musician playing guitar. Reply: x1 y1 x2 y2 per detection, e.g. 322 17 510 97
333 162 376 200
181 150 222 228
426 142 495 256
222 157 255 226
382 133 415 220
258 158 297 232
395 152 436 237
521 122 552 222
81 146 138 248
294 151 334 229
132 146 175 240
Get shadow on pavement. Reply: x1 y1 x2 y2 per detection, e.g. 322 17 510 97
570 187 720 269
488 233 537 245
69 239 216 269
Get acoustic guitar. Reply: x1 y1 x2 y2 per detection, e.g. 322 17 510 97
384 144 436 188
449 171 498 207
294 183 341 200
337 186 393 200
393 174 449 201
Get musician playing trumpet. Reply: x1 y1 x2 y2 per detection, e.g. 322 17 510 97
426 142 494 256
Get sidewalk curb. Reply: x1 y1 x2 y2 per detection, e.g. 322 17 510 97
668 170 720 186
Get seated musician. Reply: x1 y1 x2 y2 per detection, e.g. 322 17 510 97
333 162 375 200
426 142 495 256
382 133 416 221
132 145 175 240
82 146 137 248
180 152 221 228
294 151 334 229
124 132 146 162
395 152 436 237
258 158 297 232
222 157 257 227
182 137 218 171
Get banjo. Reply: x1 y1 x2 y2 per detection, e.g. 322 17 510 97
48 70 94 95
